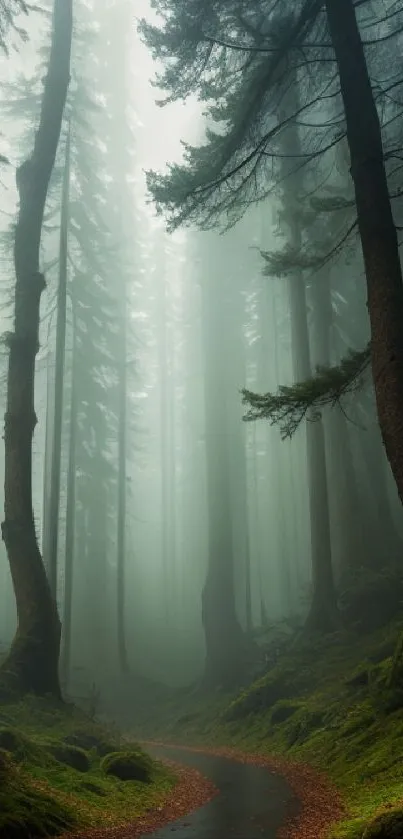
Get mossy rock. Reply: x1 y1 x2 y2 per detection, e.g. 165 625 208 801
101 749 153 783
271 701 300 724
63 730 115 757
48 743 90 772
363 808 403 838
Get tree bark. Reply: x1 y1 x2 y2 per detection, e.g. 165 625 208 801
279 82 339 632
325 0 403 507
117 295 129 674
200 235 248 688
61 302 78 687
41 349 53 565
0 0 72 696
47 121 71 598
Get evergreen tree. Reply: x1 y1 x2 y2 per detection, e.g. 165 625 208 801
0 0 72 696
140 0 403 509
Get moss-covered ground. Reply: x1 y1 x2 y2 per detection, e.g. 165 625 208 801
130 616 403 839
0 693 175 838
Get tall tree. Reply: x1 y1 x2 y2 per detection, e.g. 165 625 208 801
324 0 403 506
47 121 71 598
140 0 403 510
199 233 249 687
0 0 72 695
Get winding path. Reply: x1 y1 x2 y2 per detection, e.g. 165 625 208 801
145 745 298 839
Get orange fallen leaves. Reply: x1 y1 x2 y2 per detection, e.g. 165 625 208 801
59 744 345 839
59 759 218 839
144 742 346 839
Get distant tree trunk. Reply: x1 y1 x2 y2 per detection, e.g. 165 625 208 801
325 0 403 507
41 349 53 563
224 265 252 633
200 237 248 688
157 245 172 621
0 0 72 696
47 121 71 598
117 295 129 674
311 268 367 580
61 304 78 686
279 84 339 633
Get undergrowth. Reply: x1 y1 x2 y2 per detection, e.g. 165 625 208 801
0 693 175 838
130 615 403 839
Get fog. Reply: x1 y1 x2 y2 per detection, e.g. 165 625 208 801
0 0 402 717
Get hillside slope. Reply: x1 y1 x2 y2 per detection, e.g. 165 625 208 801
129 617 403 839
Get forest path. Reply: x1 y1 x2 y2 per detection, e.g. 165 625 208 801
142 744 298 838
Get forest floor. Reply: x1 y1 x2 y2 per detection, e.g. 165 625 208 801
0 693 217 839
124 614 403 839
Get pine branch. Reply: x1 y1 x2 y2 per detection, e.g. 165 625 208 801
242 343 371 437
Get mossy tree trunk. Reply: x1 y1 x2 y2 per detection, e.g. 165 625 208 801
325 0 403 508
0 0 73 696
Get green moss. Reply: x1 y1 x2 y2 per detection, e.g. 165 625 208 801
48 743 90 772
63 727 117 757
0 753 75 838
0 696 176 838
363 809 403 838
129 615 403 839
101 748 153 783
270 700 300 724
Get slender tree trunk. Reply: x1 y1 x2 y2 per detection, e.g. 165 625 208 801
311 268 367 580
47 122 71 598
0 0 72 696
224 268 252 633
117 296 129 673
325 0 403 506
157 245 171 621
279 84 338 632
200 236 247 687
41 350 53 562
61 305 78 686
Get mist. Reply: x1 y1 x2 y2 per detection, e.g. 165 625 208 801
0 2 403 837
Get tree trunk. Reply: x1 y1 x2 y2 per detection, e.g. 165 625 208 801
61 303 78 687
47 122 71 598
116 295 129 674
224 266 252 633
1 0 72 696
41 349 53 564
279 83 339 632
325 0 403 506
311 268 367 581
157 243 172 622
200 235 248 688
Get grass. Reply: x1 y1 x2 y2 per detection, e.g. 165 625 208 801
0 693 176 838
130 615 403 839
